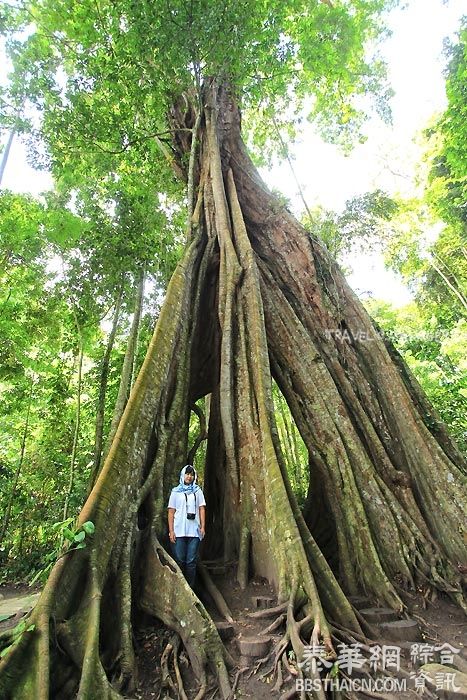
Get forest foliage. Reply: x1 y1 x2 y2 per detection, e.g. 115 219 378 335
0 2 465 583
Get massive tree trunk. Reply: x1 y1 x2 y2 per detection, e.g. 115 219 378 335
0 81 465 699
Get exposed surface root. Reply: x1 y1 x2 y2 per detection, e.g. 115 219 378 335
198 563 234 623
140 537 231 698
259 613 286 636
248 602 288 619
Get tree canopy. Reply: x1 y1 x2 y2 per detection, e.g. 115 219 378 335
2 0 396 175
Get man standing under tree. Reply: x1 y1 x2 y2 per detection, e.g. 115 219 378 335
168 465 206 588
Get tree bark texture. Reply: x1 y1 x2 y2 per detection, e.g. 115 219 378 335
1 80 465 699
89 282 124 488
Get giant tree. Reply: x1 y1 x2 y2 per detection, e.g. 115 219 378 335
0 1 466 698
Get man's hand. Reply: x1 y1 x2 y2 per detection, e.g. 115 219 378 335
199 526 205 538
169 531 176 544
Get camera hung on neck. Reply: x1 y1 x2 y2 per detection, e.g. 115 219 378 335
185 492 196 519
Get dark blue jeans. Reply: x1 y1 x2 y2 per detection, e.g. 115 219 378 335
171 537 200 587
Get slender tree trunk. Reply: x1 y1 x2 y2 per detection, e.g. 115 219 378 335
0 104 23 186
187 400 208 464
277 409 293 475
103 267 145 463
62 339 84 523
89 284 124 488
0 376 34 550
276 399 302 492
430 256 467 311
17 508 27 559
0 128 15 186
281 401 302 487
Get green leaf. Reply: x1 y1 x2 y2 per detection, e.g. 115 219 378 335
12 621 26 637
29 569 44 586
330 662 339 678
73 531 86 543
62 527 75 541
81 521 95 535
52 517 74 533
74 541 87 549
29 563 52 586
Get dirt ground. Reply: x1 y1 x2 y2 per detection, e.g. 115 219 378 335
134 566 467 699
1 572 466 699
